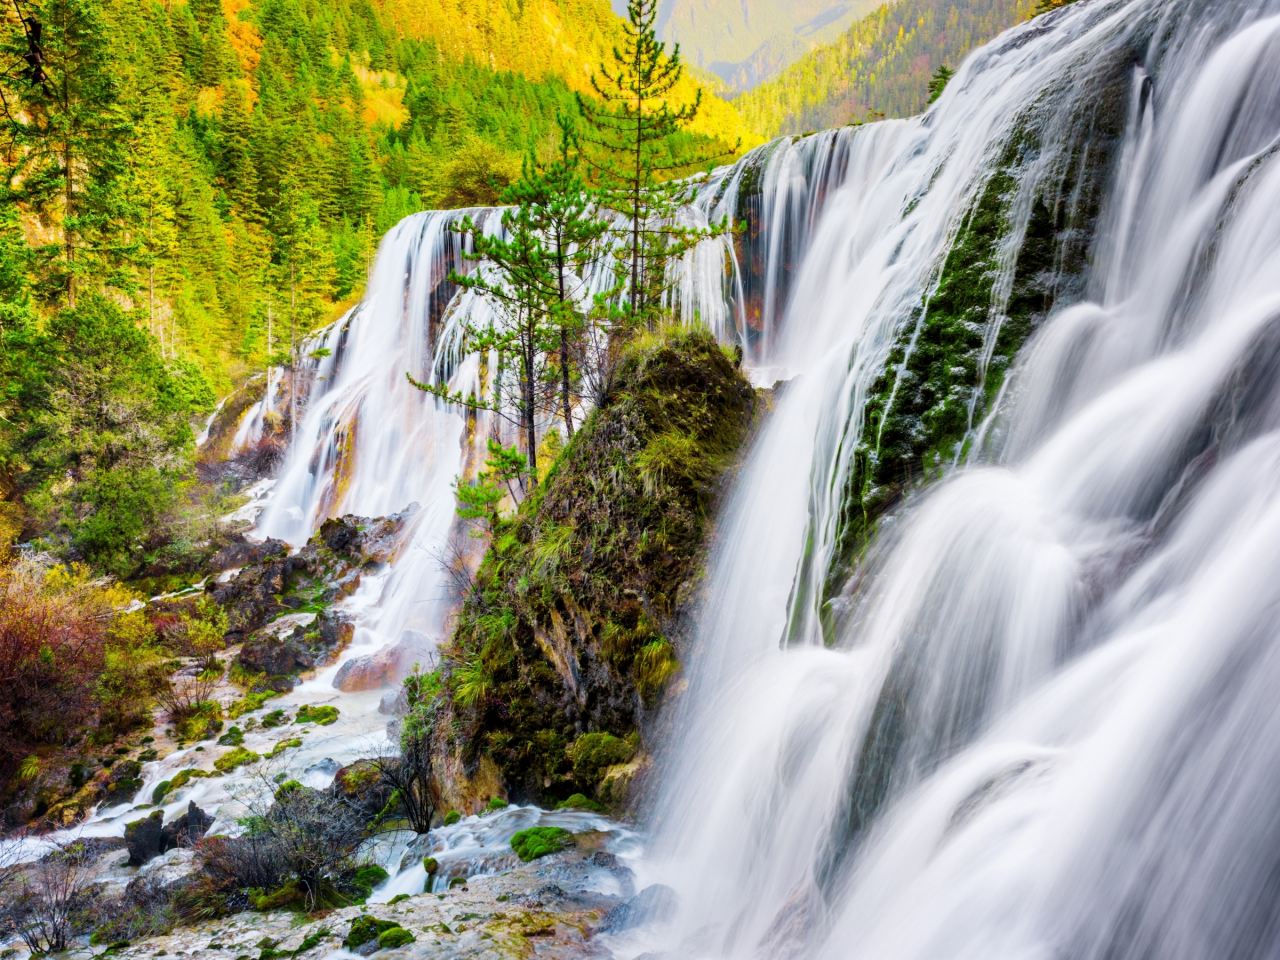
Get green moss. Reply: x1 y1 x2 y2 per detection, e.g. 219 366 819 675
350 864 390 900
151 780 172 805
555 793 606 812
151 767 209 803
387 893 411 906
422 857 439 874
483 796 508 814
343 916 400 950
295 704 339 726
510 826 574 862
177 701 224 741
217 726 244 747
443 810 461 826
823 87 1129 618
377 928 415 949
214 746 260 772
250 881 305 911
227 691 280 719
437 328 755 802
569 732 635 787
261 709 288 728
266 737 303 758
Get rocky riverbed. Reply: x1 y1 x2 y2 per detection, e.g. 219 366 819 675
2 823 672 960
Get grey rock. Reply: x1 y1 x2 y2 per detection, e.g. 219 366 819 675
125 810 165 866
210 538 288 572
599 884 679 933
161 801 214 850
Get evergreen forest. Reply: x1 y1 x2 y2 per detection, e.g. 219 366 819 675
735 0 1038 134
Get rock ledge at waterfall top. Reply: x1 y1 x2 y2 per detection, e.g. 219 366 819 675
431 328 758 811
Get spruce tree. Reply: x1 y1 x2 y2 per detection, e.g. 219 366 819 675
1 0 136 306
499 124 608 437
576 0 733 325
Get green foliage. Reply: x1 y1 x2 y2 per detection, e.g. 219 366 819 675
294 704 339 725
176 700 224 741
483 796 509 813
439 328 754 801
1 294 207 572
927 64 955 103
577 0 731 325
509 826 574 861
443 810 461 826
735 0 1036 136
227 690 280 718
343 916 400 951
634 638 680 704
422 856 439 874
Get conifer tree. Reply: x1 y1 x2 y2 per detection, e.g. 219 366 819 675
499 124 608 436
576 0 733 325
1 0 136 306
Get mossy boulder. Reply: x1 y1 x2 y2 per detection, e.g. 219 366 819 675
377 928 415 949
295 704 339 725
510 826 574 861
436 328 756 804
556 793 606 812
214 746 260 772
344 916 401 950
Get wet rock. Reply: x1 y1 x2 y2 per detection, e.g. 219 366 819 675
599 884 679 933
329 759 395 819
137 847 200 890
378 686 408 716
211 537 288 572
333 631 434 692
240 635 304 676
125 810 165 866
239 610 354 678
161 801 214 850
319 506 417 564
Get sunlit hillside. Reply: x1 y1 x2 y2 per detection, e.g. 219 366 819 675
734 0 1037 136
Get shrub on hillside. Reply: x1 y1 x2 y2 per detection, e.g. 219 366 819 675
0 295 212 574
0 561 167 777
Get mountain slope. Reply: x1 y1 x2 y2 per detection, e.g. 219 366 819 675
371 0 758 148
733 0 1037 136
654 0 879 89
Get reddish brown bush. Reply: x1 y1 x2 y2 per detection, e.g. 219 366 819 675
0 563 109 772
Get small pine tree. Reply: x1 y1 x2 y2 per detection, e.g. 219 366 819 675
499 123 608 436
575 0 734 326
927 64 954 103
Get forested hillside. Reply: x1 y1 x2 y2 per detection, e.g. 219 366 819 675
734 0 1037 135
0 0 750 393
0 0 753 574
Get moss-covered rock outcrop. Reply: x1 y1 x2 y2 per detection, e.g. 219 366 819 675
434 328 756 805
823 47 1139 608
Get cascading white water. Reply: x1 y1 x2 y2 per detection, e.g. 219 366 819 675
644 2 1280 959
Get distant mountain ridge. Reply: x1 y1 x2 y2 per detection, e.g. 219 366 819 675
643 0 879 89
733 0 1037 136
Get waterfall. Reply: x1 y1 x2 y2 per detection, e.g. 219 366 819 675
644 2 1280 959
27 5 1280 955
